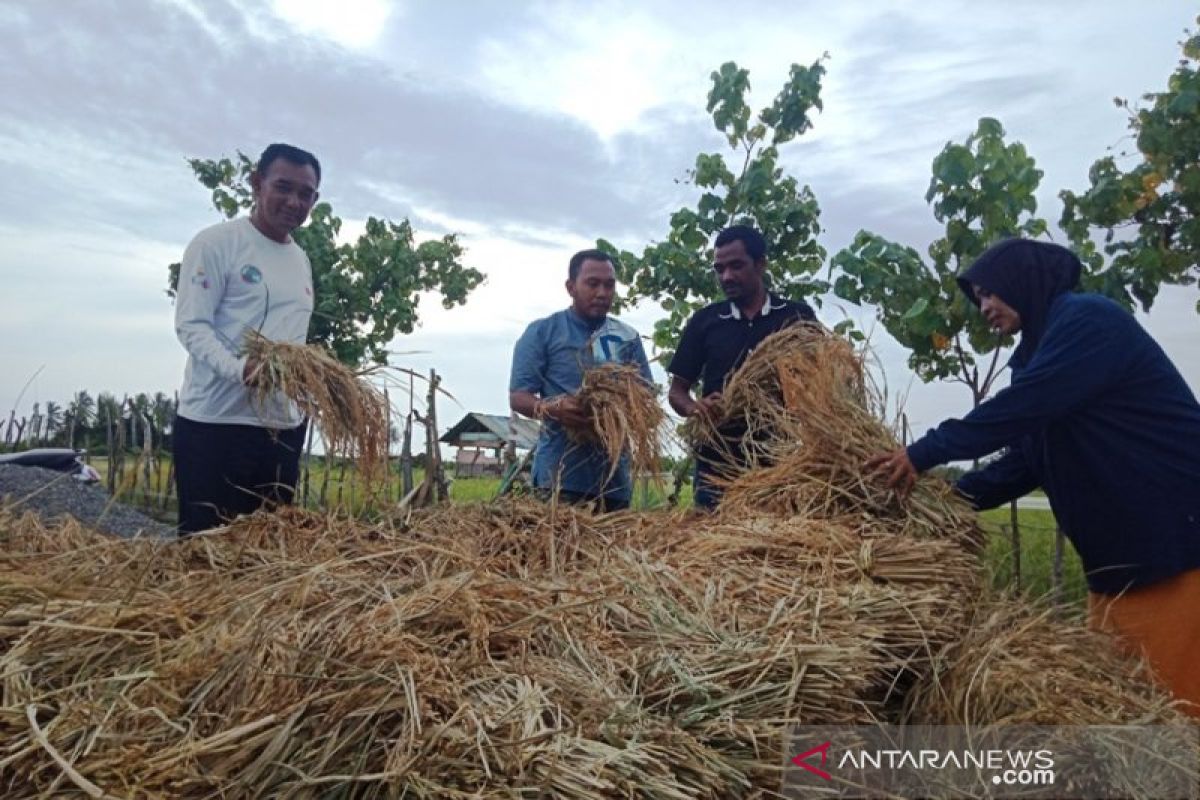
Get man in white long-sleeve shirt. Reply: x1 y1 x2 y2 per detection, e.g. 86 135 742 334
172 143 321 533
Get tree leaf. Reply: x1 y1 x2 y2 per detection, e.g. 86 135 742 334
903 297 930 320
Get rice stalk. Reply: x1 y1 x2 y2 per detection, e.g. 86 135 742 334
243 330 390 480
685 323 983 547
571 363 671 486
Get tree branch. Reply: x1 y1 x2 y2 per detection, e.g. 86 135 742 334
979 342 1005 400
951 334 976 403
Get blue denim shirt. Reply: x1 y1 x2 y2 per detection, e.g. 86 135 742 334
509 308 653 502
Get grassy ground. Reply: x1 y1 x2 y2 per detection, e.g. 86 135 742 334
980 505 1087 611
444 475 690 508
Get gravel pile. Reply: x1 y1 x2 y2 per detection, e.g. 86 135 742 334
0 465 173 539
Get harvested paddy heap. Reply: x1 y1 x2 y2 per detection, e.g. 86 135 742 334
1 325 1193 798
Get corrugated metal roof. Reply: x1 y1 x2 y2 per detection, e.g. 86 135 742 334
440 413 540 451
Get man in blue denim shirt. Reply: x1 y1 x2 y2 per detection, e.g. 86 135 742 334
509 249 654 510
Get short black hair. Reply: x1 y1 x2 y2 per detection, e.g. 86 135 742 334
257 143 322 184
569 248 614 281
714 224 767 262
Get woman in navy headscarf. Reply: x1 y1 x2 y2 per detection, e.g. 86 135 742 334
868 238 1200 715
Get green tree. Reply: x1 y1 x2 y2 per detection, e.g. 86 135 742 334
167 153 485 366
66 390 96 450
68 391 95 425
832 118 1048 407
1060 18 1200 312
96 392 122 456
598 60 827 359
42 401 62 446
96 393 121 428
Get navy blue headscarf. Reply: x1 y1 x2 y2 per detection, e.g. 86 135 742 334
956 239 1082 364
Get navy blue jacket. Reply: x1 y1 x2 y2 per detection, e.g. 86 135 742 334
907 292 1200 594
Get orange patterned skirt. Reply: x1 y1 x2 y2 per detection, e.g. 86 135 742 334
1088 568 1200 718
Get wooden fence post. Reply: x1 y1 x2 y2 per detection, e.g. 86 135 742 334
1009 499 1021 591
301 423 314 508
423 371 438 504
1052 525 1065 609
384 387 392 505
428 369 449 503
113 399 127 497
400 372 415 499
140 412 154 510
105 412 116 495
335 456 348 509
151 415 164 503
162 420 176 514
318 435 331 508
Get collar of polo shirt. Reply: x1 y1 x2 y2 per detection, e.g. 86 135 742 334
723 294 782 321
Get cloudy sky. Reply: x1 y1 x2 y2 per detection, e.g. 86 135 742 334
1 0 1196 439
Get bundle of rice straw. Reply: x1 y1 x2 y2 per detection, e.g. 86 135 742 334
571 362 669 484
243 330 389 477
905 595 1200 797
906 596 1194 725
687 322 981 544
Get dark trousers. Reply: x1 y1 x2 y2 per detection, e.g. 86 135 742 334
173 415 306 534
693 461 722 511
536 487 630 513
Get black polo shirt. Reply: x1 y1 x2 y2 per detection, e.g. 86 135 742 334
669 294 816 394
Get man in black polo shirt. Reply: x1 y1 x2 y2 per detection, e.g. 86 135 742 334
667 225 816 509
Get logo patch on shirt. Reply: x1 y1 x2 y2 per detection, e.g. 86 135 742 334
594 334 624 362
240 264 263 284
190 267 209 289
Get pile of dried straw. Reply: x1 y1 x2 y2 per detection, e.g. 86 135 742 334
906 597 1198 795
0 325 1190 798
0 499 984 797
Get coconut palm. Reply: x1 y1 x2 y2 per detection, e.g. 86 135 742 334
66 391 95 449
43 401 62 445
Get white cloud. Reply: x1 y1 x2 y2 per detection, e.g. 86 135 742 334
478 3 701 140
156 0 227 44
269 0 393 49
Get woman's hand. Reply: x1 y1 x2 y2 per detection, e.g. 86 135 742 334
865 448 918 496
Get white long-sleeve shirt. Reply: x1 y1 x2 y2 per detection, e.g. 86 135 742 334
174 217 313 428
